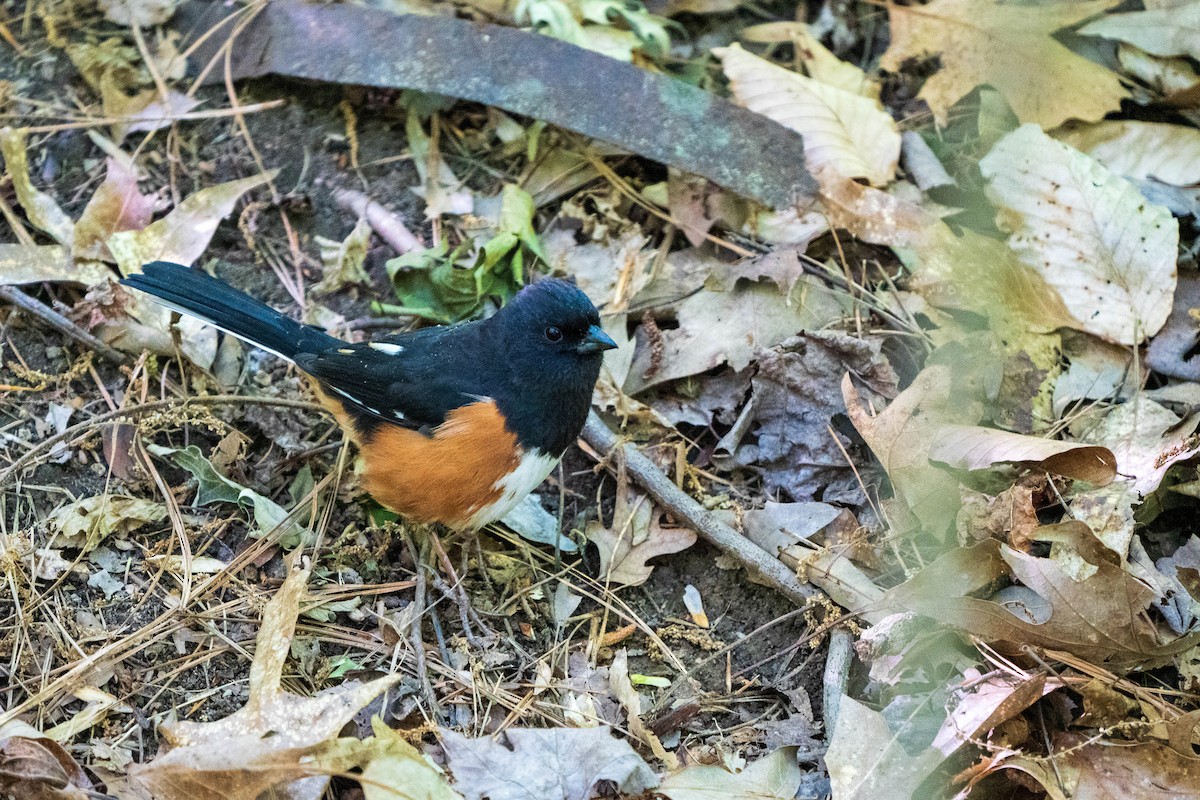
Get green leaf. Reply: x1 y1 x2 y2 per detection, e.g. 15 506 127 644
148 444 310 547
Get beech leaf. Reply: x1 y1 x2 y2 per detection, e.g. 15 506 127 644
980 124 1178 346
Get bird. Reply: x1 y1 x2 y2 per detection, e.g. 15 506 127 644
120 261 617 530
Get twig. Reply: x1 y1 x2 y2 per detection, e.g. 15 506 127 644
404 533 442 721
0 285 128 365
333 188 424 255
581 411 816 606
822 627 855 744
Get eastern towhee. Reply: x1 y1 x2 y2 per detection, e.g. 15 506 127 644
121 261 616 529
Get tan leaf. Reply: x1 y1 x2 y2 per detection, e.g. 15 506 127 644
659 747 801 800
739 22 880 98
0 128 75 247
825 698 943 800
931 671 1060 756
312 217 373 296
842 366 979 535
74 158 157 261
928 424 1116 485
1071 395 1200 495
585 488 696 587
1079 2 1200 59
890 532 1200 668
881 0 1127 128
108 171 276 276
1056 120 1200 186
0 245 109 287
1002 735 1200 799
128 559 402 800
46 495 166 552
1116 43 1200 95
717 44 899 186
980 124 1178 345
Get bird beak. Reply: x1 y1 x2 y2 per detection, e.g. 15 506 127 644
576 325 618 354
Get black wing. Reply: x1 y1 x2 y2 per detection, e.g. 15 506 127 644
294 321 494 432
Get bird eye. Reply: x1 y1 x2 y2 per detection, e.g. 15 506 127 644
544 325 563 342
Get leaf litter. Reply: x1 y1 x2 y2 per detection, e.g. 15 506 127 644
6 0 1200 798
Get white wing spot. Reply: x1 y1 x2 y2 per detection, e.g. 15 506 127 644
392 409 407 420
337 348 355 355
369 342 404 355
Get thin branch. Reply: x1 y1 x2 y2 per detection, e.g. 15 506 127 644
581 410 816 607
0 285 128 365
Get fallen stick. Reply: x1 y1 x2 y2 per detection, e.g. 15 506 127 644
0 285 127 365
581 410 816 606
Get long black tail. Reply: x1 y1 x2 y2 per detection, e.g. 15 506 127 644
120 261 339 360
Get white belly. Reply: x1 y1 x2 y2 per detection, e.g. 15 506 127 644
466 448 560 529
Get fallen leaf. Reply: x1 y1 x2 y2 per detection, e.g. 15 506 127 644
1070 395 1200 496
1080 3 1200 59
609 649 676 769
440 726 656 800
717 44 899 186
102 83 200 141
930 671 1059 756
0 128 75 248
928 424 1116 485
147 444 309 547
585 488 696 587
1001 734 1200 799
0 245 109 287
107 171 276 276
891 532 1200 668
1116 42 1200 96
980 124 1178 346
312 218 373 296
355 722 462 800
46 495 166 552
128 559 402 799
881 0 1127 128
73 158 157 262
98 0 179 26
658 747 801 800
1148 273 1200 382
625 276 850 394
741 22 880 98
825 697 943 800
497 493 579 553
0 729 93 800
842 365 981 535
1057 121 1200 186
722 332 897 502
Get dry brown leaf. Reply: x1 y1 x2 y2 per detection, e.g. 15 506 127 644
73 158 157 262
0 245 109 287
842 365 980 535
585 487 696 587
1071 395 1200 496
930 671 1060 756
0 726 94 800
881 0 1126 128
891 531 1200 669
108 171 276 276
46 495 166 552
127 558 401 800
999 734 1200 799
928 424 1116 485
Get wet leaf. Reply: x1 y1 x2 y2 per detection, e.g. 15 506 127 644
440 725 656 800
881 0 1126 128
658 747 801 800
717 44 899 187
980 124 1178 346
47 495 166 552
